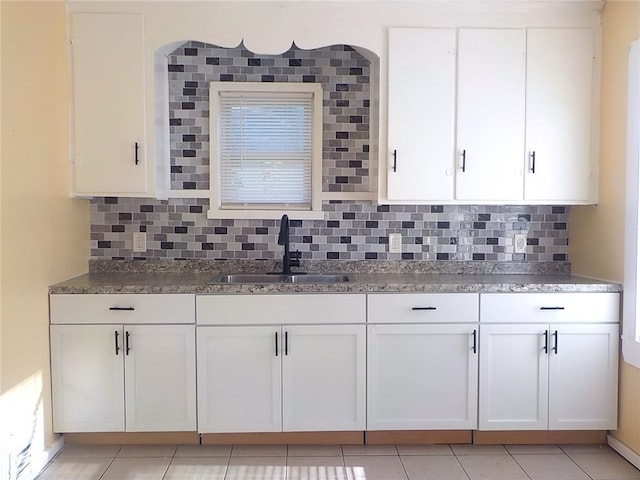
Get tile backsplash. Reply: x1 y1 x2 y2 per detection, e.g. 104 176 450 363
89 40 569 263
90 199 569 262
168 41 371 193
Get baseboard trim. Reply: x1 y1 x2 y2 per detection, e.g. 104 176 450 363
365 430 472 445
201 431 364 445
62 432 200 445
474 430 607 444
608 435 640 470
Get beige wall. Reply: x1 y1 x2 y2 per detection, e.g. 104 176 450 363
0 0 89 470
570 0 640 456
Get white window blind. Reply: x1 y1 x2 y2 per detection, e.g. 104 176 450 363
218 91 313 209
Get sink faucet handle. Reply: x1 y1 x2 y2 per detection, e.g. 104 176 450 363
290 250 301 267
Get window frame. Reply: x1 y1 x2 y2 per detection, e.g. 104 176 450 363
208 82 324 220
623 38 640 368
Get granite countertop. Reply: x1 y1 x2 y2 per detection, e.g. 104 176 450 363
49 260 621 295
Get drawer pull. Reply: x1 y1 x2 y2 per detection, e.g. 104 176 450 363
109 306 135 311
412 307 437 311
543 330 549 354
114 330 120 355
552 330 559 354
125 331 131 355
540 306 565 311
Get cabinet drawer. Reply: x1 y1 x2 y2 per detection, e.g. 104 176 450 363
367 293 479 323
50 294 195 324
480 292 619 323
196 294 366 325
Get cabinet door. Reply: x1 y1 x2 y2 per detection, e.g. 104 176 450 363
197 326 281 433
124 325 196 432
368 324 478 430
50 325 124 432
456 29 526 201
525 29 594 203
282 325 366 431
479 324 548 430
387 28 456 201
548 323 618 430
70 13 147 196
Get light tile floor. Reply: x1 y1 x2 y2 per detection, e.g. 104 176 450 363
36 443 640 480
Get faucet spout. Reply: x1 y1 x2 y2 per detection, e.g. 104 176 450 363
278 214 289 247
278 214 300 274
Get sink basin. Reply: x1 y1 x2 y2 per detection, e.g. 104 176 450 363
209 273 352 284
283 274 351 284
211 274 282 284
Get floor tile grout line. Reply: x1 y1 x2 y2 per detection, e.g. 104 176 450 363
450 449 473 480
223 450 232 480
504 444 538 480
563 450 597 480
97 454 118 480
395 446 411 480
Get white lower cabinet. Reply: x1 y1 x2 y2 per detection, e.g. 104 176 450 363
50 324 196 432
548 323 619 430
282 324 366 432
197 326 281 433
50 324 125 432
478 324 549 430
196 294 367 433
479 293 619 431
368 324 478 430
49 290 619 435
49 294 197 433
366 293 479 430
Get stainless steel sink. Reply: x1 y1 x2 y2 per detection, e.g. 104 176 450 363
211 274 282 284
209 273 352 284
283 274 351 284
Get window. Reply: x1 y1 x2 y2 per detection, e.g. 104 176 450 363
624 39 640 368
208 82 323 219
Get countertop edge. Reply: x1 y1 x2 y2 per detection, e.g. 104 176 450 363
48 273 622 295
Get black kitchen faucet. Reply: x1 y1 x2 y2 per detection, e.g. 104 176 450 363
278 214 301 274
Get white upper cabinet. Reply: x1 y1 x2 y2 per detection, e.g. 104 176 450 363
70 13 148 196
387 28 456 201
524 28 595 203
385 26 597 204
455 29 526 202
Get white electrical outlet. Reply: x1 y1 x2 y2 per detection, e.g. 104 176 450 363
133 232 147 253
389 233 402 253
514 233 527 254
